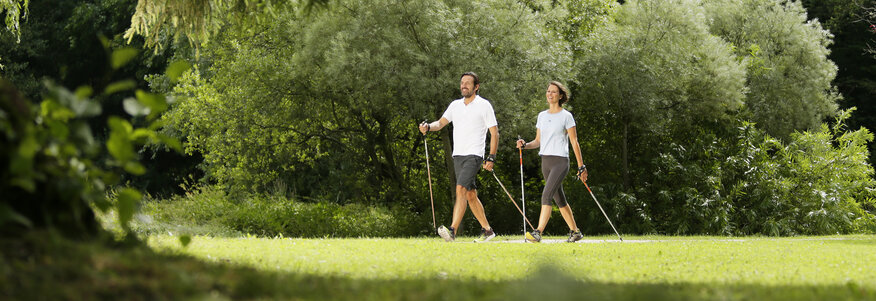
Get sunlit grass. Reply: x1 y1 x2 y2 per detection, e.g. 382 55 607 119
8 232 876 300
148 234 876 287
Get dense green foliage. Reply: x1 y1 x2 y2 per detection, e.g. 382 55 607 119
574 0 747 189
0 0 201 197
3 0 876 239
0 0 168 98
0 0 26 37
0 47 183 238
0 0 28 68
146 0 876 236
3 0 876 298
800 0 876 176
706 0 840 139
557 0 876 235
125 0 331 52
0 0 192 238
634 112 876 235
134 185 426 237
162 0 578 203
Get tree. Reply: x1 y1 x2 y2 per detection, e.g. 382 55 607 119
0 0 200 197
573 0 746 190
123 0 329 52
0 0 27 40
0 0 172 98
0 0 28 68
800 0 876 176
566 0 871 235
162 0 574 229
0 48 184 239
704 0 840 139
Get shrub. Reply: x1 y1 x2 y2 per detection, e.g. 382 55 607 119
136 186 428 238
621 110 876 235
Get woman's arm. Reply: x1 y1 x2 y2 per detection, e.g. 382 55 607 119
516 129 541 150
568 126 587 182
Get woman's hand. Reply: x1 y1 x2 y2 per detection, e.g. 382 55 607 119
516 139 526 149
577 166 588 183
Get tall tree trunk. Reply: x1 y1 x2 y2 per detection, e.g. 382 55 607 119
441 129 455 202
622 122 630 191
374 115 403 189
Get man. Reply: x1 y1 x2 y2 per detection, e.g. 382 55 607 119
419 72 499 242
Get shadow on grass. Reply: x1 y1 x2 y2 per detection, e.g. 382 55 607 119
2 232 874 301
819 237 876 247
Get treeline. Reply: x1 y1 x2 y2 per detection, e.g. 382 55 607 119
154 0 876 235
2 0 876 237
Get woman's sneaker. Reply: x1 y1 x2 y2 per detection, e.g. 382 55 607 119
566 229 584 243
438 225 455 242
525 230 542 243
479 228 496 242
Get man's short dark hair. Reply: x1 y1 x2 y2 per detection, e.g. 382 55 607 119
461 72 480 94
461 72 480 85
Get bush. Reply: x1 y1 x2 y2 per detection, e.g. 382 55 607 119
618 110 876 235
136 186 428 238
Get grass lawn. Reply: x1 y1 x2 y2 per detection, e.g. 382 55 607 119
6 232 876 300
142 234 876 300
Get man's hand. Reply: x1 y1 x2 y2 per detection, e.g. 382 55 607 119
419 121 430 135
483 154 496 171
516 139 526 149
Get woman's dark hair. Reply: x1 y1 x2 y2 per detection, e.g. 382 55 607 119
549 81 571 106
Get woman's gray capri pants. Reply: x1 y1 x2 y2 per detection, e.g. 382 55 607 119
541 155 569 207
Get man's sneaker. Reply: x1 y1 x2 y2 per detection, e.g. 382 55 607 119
478 228 496 242
437 225 455 242
525 229 542 243
566 229 584 243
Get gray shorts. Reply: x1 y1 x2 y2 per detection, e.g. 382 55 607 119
453 155 482 190
541 155 569 207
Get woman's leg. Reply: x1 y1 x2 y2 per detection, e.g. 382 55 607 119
537 204 552 232
558 205 578 231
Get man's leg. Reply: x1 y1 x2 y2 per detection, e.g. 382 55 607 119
450 185 468 234
465 189 491 230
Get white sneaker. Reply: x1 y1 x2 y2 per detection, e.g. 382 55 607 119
437 225 455 242
479 228 496 242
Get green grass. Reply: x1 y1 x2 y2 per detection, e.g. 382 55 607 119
7 232 876 300
148 235 876 284
145 234 876 299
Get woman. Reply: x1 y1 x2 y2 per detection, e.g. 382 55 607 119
516 81 587 243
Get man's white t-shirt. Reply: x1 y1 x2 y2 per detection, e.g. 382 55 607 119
441 95 498 158
536 109 576 157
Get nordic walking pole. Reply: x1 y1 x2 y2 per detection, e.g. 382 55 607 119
583 181 623 241
491 170 535 230
423 122 436 230
518 135 526 236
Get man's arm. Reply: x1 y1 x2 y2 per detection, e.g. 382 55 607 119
419 117 450 135
483 125 499 171
488 125 499 156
